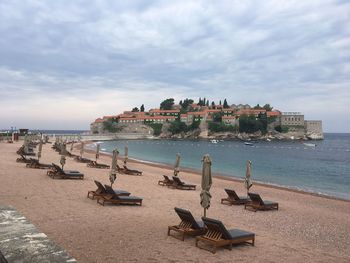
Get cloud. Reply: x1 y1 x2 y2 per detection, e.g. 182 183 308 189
0 0 349 132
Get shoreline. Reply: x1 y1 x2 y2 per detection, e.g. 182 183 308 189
82 141 350 203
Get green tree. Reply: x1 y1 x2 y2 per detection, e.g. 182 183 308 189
254 104 263 109
181 98 194 110
213 112 223 122
132 107 139 112
146 123 163 136
223 99 229 108
208 122 235 132
211 101 215 107
206 100 209 107
263 104 273 111
219 100 222 105
160 98 174 110
140 104 145 112
168 121 187 134
239 114 265 133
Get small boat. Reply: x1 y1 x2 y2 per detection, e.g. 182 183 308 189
303 143 316 147
244 142 254 146
266 138 271 142
210 139 219 144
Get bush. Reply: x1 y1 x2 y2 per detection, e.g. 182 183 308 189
146 123 163 136
103 120 121 133
208 122 235 132
168 121 187 134
275 125 289 133
239 115 265 133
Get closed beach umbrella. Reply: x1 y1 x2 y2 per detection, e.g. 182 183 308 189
70 140 74 152
95 144 100 161
80 142 84 158
173 153 181 176
109 149 118 186
61 143 67 156
200 154 212 217
124 146 128 164
60 154 66 169
37 139 43 161
244 160 253 196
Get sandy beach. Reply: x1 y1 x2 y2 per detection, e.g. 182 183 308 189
1 141 349 263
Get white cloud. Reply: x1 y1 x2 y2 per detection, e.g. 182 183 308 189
0 0 349 131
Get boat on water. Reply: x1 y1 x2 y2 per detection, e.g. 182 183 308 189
303 143 316 147
244 142 254 146
210 139 219 144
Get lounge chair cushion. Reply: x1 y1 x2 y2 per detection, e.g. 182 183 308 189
104 185 131 196
112 195 142 201
263 200 278 206
228 229 255 240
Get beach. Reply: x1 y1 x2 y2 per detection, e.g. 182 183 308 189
1 141 349 262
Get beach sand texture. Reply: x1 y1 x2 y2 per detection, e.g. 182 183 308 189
0 141 349 263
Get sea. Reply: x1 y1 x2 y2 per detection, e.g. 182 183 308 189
91 133 350 200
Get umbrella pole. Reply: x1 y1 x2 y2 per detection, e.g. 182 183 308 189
204 208 206 217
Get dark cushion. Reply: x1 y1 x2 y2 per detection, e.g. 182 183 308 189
228 229 255 240
202 217 232 240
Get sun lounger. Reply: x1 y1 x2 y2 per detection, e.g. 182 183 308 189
16 154 31 163
245 193 279 211
47 163 84 179
25 158 52 169
16 146 35 156
97 191 143 206
168 207 207 241
158 175 174 186
123 165 142 176
87 161 110 169
74 156 93 163
196 217 255 253
87 180 130 199
221 189 250 205
171 176 196 190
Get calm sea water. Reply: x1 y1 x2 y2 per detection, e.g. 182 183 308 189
94 133 350 200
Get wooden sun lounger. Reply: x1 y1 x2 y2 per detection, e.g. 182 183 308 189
158 175 174 186
123 165 142 176
87 181 130 200
221 189 250 205
16 154 31 163
74 156 93 163
171 176 196 190
16 146 35 156
97 191 143 206
196 217 255 254
87 161 110 169
47 163 84 179
168 207 207 241
245 193 279 212
25 158 52 169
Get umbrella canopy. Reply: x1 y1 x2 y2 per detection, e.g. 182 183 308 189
95 144 100 161
109 149 118 186
173 153 181 176
244 160 253 195
124 146 128 164
80 142 84 157
200 154 212 217
37 139 43 161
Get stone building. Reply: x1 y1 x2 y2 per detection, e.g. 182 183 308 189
305 120 323 139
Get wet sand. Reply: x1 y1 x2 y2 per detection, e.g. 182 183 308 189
0 141 349 262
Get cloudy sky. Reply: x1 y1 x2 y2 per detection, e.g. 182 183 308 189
0 0 349 132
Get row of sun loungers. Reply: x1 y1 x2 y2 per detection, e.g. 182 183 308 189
47 163 84 179
87 180 143 206
158 175 196 190
168 207 255 253
221 189 279 211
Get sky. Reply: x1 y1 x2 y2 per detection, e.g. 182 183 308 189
0 0 349 132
